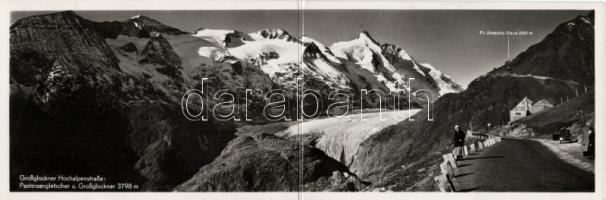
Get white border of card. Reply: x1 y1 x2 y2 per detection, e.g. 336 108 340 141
1 0 604 200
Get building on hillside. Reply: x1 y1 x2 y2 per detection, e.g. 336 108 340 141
510 97 534 122
532 99 554 113
509 97 554 122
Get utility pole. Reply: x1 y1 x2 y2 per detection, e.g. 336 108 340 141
479 30 532 66
507 35 510 61
469 121 473 135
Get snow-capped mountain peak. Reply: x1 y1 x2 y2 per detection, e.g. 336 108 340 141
119 15 187 37
250 28 298 42
193 27 462 97
381 43 423 74
396 48 413 61
357 31 381 46
419 63 464 95
192 28 235 48
330 31 386 73
127 15 159 24
301 36 341 64
330 31 401 82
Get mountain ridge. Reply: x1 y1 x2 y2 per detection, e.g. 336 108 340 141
190 24 462 97
350 11 594 188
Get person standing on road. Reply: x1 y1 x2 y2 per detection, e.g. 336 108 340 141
586 127 594 159
453 125 466 160
582 122 590 151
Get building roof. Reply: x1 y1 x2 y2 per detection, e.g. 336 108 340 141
513 97 534 111
533 99 553 106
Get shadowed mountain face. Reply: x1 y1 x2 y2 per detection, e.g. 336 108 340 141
491 11 594 86
351 11 594 183
10 11 234 191
174 133 367 192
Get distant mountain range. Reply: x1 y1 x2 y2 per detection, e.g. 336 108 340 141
193 27 463 97
9 10 593 191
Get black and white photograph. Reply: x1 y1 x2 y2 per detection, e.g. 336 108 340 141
2 0 605 199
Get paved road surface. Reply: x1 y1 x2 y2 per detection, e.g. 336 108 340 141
454 138 594 192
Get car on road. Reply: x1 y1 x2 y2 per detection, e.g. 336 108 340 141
558 129 574 144
552 132 560 140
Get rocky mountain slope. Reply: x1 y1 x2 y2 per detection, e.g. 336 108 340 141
349 11 594 189
10 11 238 191
175 133 367 191
491 13 594 86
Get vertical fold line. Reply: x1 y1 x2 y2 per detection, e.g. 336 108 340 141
297 0 305 198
